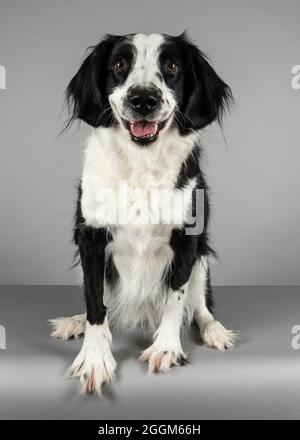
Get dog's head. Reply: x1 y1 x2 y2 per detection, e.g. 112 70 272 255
66 33 232 146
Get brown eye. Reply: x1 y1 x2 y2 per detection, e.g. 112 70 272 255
113 59 128 73
166 60 178 73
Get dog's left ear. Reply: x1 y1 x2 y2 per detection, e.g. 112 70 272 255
65 35 119 128
181 36 233 132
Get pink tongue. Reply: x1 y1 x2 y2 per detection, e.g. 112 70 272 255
131 121 157 137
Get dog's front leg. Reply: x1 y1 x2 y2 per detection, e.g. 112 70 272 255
139 286 188 373
70 227 116 395
139 230 197 373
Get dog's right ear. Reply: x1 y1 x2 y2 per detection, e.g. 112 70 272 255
65 35 119 128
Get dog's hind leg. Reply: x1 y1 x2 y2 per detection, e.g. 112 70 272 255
49 313 86 340
188 257 237 351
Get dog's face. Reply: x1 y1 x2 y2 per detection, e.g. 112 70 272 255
66 33 232 146
108 34 179 146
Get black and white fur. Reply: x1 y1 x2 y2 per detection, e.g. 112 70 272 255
50 33 236 395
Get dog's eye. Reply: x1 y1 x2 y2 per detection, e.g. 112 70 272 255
113 59 129 73
165 60 178 74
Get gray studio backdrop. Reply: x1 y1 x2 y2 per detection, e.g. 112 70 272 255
0 0 299 286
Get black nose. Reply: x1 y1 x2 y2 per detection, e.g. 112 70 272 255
128 87 161 116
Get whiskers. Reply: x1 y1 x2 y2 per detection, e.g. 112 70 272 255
95 106 117 127
173 108 199 136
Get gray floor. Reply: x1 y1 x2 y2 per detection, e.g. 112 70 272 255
0 285 299 420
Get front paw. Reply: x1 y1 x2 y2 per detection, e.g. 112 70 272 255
69 321 116 395
139 343 188 373
70 346 117 395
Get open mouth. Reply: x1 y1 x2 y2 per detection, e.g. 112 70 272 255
122 119 168 145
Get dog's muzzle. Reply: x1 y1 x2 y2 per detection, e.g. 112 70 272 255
122 86 167 146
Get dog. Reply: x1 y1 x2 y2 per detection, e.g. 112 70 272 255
50 32 236 395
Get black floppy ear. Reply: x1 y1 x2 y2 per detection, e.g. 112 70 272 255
180 34 233 131
66 35 118 127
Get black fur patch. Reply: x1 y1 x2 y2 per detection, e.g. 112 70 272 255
66 35 134 128
74 186 112 325
175 145 200 189
165 152 216 294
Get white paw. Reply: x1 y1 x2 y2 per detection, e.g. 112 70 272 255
201 320 237 351
69 321 116 395
49 314 86 340
139 342 188 373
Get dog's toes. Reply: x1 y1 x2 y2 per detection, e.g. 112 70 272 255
70 349 116 396
49 314 86 340
201 320 238 351
139 345 188 373
138 346 153 364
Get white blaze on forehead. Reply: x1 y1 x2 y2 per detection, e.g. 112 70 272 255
129 33 165 86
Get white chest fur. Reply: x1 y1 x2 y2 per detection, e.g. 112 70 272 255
81 126 198 331
81 126 198 226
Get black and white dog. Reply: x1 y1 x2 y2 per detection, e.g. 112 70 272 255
50 33 236 395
